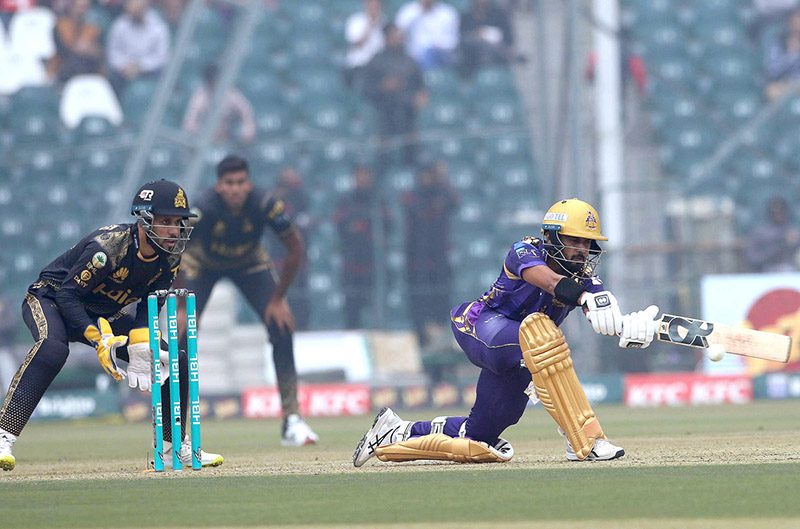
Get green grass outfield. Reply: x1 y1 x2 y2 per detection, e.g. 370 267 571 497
2 400 800 528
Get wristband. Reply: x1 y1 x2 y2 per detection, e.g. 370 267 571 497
554 277 586 306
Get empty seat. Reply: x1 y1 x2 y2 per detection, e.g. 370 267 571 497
60 74 124 128
0 51 48 95
8 6 57 59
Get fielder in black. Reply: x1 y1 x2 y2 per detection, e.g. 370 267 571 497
0 179 223 471
177 155 318 446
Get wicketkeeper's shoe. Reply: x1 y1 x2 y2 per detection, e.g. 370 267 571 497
281 414 319 447
0 430 16 471
353 407 413 467
163 437 224 468
566 437 625 461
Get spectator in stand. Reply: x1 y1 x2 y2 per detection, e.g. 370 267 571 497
747 196 800 273
402 161 460 348
154 0 185 30
764 8 800 100
47 0 104 83
751 0 800 40
182 64 256 148
459 0 514 78
363 22 428 171
333 165 390 329
344 0 385 93
395 0 459 70
106 0 170 96
272 166 313 331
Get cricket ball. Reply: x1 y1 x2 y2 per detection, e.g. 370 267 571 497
707 343 726 362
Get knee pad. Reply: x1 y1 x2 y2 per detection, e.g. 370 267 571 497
375 434 514 464
519 312 603 461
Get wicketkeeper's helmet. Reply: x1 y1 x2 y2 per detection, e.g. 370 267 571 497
131 179 197 255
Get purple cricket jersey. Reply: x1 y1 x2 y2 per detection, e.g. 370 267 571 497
410 236 606 447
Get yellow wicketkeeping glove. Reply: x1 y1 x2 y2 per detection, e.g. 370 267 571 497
84 318 128 381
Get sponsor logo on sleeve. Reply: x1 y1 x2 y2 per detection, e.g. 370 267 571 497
92 252 107 268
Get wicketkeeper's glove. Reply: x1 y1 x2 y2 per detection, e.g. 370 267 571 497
84 318 127 381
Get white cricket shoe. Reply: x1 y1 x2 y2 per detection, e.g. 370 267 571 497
353 407 412 467
566 437 625 461
163 437 224 468
281 414 319 446
0 430 16 471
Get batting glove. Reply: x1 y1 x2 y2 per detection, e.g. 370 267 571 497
619 305 660 349
581 291 623 336
84 318 127 381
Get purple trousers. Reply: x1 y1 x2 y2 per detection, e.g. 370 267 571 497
410 302 532 446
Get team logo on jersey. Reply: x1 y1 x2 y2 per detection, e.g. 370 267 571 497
585 211 598 231
138 189 154 201
174 188 187 209
92 252 107 268
80 270 92 281
110 267 130 283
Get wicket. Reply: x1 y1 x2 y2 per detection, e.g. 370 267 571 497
147 288 202 471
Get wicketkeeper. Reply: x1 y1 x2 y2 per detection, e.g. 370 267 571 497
353 198 659 466
0 179 222 471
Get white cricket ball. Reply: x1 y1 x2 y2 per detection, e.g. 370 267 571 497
707 344 726 362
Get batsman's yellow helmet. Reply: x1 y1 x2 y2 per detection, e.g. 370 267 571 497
541 198 608 241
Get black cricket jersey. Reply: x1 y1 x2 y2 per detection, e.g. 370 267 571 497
183 187 295 273
31 223 180 335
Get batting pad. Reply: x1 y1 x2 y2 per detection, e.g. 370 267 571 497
519 312 603 460
375 434 513 464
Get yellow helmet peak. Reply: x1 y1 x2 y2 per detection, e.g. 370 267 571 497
541 198 608 242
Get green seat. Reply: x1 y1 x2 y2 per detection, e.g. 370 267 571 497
446 161 480 195
253 103 292 137
480 132 534 162
297 96 351 135
630 20 687 57
424 67 463 98
238 71 284 104
474 95 524 127
469 66 517 99
289 67 347 98
714 89 762 128
491 157 539 191
9 113 62 147
419 97 468 130
644 52 697 89
121 78 158 127
71 116 121 146
9 85 60 116
419 136 478 164
288 34 335 68
251 139 298 174
700 52 758 89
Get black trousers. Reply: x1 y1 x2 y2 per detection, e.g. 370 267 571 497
0 292 188 441
181 265 299 417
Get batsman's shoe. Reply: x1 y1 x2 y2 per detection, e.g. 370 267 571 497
353 407 412 467
163 438 224 468
0 430 16 471
566 437 625 461
281 414 319 447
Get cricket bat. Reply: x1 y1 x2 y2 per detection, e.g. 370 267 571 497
656 314 792 363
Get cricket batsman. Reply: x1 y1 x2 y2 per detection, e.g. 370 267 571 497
0 179 223 471
353 198 659 466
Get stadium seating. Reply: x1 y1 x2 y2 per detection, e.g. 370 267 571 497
60 75 124 129
8 6 56 60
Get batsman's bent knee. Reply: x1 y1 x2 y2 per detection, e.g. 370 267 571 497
519 312 603 460
375 433 513 464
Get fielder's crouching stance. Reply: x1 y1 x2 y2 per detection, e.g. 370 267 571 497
354 199 659 466
0 180 222 471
